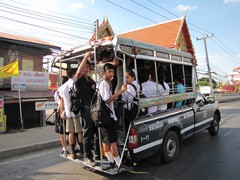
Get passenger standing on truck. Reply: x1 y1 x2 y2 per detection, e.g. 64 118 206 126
98 63 127 167
174 77 185 107
54 76 69 156
60 69 83 160
76 52 100 167
94 50 119 81
157 73 170 110
138 68 158 114
121 69 138 127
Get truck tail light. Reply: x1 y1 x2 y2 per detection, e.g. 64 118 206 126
128 128 139 149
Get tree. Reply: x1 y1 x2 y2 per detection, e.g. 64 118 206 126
198 77 217 88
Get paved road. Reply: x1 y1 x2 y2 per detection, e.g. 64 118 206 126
0 101 240 180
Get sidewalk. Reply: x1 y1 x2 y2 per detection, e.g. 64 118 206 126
0 125 60 161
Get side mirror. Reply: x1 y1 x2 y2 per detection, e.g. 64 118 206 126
206 96 215 103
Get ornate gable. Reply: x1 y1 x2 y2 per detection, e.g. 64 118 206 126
89 17 114 42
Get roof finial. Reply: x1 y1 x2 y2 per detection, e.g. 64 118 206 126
183 8 188 19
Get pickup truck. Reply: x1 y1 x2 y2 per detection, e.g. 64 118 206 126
126 92 221 164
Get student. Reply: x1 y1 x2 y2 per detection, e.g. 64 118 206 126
60 69 83 159
76 52 100 167
54 76 68 156
98 63 127 167
157 73 170 110
121 69 138 127
174 77 185 107
138 69 158 114
95 50 119 81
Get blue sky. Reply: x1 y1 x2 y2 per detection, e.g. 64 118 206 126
0 0 240 82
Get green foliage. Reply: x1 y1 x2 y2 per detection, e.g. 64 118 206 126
198 77 217 88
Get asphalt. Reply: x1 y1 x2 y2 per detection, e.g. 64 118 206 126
0 95 240 161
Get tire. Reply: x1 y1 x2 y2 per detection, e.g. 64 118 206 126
162 131 179 163
208 114 220 136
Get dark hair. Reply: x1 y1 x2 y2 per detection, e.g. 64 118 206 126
174 77 183 84
67 68 77 78
126 68 135 78
62 76 68 84
158 73 166 89
100 50 111 60
138 69 150 83
103 63 115 72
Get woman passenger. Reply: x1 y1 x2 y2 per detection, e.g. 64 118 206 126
121 69 138 128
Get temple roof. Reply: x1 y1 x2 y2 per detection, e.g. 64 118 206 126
118 17 195 57
89 17 114 42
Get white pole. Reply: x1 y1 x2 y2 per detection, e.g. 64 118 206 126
18 83 23 129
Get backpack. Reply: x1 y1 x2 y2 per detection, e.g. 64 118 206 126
69 81 83 115
125 83 148 119
90 80 113 127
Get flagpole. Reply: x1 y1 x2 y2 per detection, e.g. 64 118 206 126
15 51 23 130
18 83 23 129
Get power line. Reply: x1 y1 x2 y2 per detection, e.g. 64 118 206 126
0 4 93 30
213 35 240 60
148 0 213 35
207 44 240 65
9 0 93 24
0 16 89 40
106 0 158 23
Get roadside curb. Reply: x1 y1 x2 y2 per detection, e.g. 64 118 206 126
216 96 240 103
0 139 60 161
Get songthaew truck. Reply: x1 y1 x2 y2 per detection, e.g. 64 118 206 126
52 36 221 175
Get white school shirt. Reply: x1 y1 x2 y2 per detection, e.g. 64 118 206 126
54 84 65 110
122 83 136 110
141 80 158 114
59 78 76 118
157 82 170 110
98 80 117 121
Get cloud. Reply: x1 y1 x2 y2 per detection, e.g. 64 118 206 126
86 0 95 4
174 4 198 12
68 2 86 10
224 0 240 3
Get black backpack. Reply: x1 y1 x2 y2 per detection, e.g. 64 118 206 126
125 83 148 119
90 80 112 127
69 81 83 115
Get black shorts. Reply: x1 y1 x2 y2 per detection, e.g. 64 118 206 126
100 119 117 144
55 119 67 135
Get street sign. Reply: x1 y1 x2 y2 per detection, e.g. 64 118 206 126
35 101 58 111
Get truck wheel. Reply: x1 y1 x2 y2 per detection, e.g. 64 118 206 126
162 131 179 163
208 114 220 136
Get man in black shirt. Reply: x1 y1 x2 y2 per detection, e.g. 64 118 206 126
76 52 99 167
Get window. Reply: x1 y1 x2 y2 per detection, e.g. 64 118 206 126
171 55 182 61
120 44 132 54
22 59 33 71
156 52 169 59
184 65 193 92
138 48 154 56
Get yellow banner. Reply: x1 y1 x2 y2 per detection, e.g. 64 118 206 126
0 98 6 132
0 60 19 79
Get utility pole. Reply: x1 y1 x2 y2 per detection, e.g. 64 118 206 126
197 34 214 96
